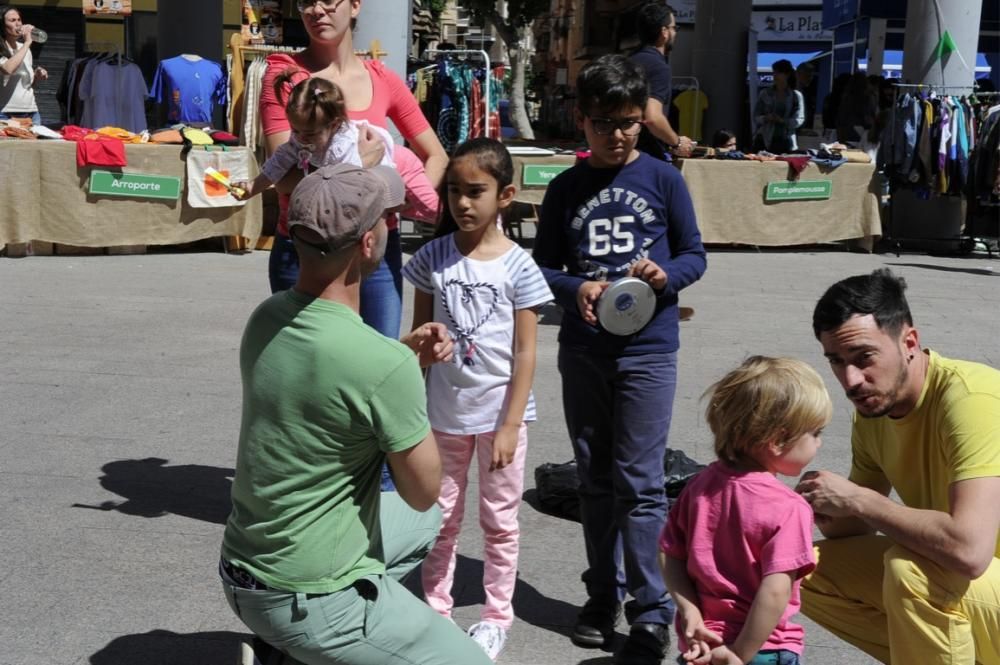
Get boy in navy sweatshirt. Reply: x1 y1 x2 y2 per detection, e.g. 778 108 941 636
533 54 706 665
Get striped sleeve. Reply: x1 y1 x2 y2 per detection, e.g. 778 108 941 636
401 239 437 294
508 247 554 310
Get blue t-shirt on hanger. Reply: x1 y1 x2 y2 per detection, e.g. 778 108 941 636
152 55 228 124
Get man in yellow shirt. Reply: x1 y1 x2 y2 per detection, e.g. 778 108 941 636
797 268 1000 664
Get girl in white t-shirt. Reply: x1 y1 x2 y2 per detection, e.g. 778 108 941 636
402 138 552 661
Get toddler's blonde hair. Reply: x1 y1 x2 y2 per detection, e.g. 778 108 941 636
705 356 832 468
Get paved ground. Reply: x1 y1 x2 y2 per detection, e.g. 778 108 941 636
2 238 998 665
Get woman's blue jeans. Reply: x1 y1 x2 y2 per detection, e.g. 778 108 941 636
0 111 42 125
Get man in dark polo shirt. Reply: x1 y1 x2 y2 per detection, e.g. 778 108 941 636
628 3 692 160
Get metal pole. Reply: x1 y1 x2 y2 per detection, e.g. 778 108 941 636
902 0 983 86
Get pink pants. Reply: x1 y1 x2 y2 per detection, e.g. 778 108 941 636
421 425 528 629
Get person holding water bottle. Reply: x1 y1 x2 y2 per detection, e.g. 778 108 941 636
0 5 47 126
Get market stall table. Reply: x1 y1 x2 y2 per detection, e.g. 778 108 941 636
676 158 881 247
0 140 262 252
508 154 881 248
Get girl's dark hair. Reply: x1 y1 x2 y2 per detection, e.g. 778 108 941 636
274 69 347 129
435 137 514 238
576 54 648 117
712 129 736 149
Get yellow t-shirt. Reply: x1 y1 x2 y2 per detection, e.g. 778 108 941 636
851 350 1000 557
672 89 709 141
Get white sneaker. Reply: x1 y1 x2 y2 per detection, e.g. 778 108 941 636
239 641 260 665
467 621 507 661
239 638 282 665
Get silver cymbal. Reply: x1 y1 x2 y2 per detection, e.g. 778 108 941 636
595 277 656 336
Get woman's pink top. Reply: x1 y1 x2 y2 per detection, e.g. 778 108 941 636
260 53 432 234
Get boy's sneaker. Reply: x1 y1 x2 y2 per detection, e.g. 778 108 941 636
468 621 508 661
572 598 622 647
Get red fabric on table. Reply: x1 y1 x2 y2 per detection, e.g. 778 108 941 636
76 138 127 168
60 124 92 141
777 155 811 179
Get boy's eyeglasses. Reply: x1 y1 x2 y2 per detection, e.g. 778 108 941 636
587 117 644 136
296 0 344 12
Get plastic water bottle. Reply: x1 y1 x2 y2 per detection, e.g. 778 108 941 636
29 28 47 44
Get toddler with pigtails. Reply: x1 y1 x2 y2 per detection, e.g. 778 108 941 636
236 72 438 224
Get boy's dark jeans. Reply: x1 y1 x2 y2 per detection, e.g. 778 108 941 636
558 347 678 626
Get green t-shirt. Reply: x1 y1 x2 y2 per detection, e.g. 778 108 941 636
221 290 430 593
851 350 1000 558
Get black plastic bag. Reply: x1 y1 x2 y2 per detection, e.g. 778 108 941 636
533 449 707 522
533 460 581 521
663 448 708 498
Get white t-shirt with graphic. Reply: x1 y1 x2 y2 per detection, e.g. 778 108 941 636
402 235 553 435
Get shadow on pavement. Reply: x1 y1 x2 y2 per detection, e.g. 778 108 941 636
577 657 617 665
72 457 233 524
443 553 580 639
886 261 998 277
90 629 245 665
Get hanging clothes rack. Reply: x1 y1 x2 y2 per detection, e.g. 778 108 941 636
966 90 1000 255
424 49 491 139
891 83 978 92
882 82 988 255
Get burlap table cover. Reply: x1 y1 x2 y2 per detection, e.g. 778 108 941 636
0 141 262 248
509 155 880 248
677 159 881 246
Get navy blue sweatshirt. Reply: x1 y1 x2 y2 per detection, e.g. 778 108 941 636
533 152 706 355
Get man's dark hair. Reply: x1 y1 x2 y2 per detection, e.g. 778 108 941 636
812 268 913 339
635 2 676 45
576 54 648 117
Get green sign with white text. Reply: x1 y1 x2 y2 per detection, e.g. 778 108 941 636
765 179 833 201
89 170 182 201
522 164 572 187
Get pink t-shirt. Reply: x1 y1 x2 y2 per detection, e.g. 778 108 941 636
659 461 816 655
260 54 433 234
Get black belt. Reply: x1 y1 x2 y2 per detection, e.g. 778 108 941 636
220 558 379 601
220 558 276 591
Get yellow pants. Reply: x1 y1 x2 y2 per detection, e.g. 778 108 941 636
801 535 1000 664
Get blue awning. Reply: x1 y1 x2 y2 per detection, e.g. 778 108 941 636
757 51 824 72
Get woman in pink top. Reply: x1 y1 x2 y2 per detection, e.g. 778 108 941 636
262 0 447 338
660 356 831 665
